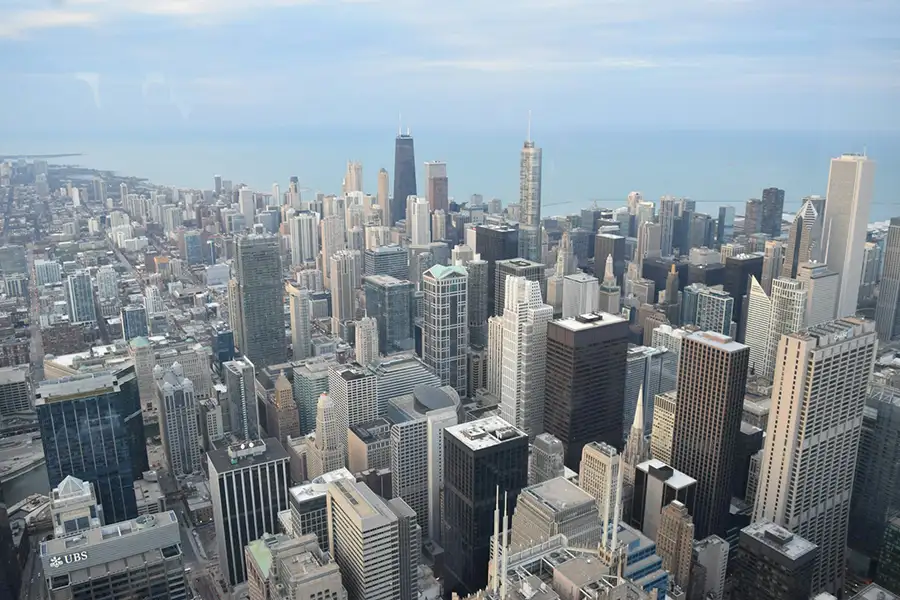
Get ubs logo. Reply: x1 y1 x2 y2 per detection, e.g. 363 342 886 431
49 551 89 568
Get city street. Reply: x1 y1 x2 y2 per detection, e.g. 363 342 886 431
20 535 45 600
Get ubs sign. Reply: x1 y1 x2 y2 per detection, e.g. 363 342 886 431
49 552 89 568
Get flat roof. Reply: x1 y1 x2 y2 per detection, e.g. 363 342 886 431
851 585 900 600
741 521 817 560
523 477 594 512
636 459 696 489
289 468 355 504
328 478 395 527
35 369 135 406
0 365 28 385
687 330 747 353
445 415 527 451
552 311 626 332
207 438 289 474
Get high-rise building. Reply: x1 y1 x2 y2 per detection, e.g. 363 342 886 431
717 206 735 245
624 347 676 436
267 373 300 446
223 358 259 440
724 253 763 339
876 217 900 342
65 270 97 324
234 234 285 369
490 276 552 438
307 393 345 479
40 511 188 600
36 366 148 523
672 331 749 539
425 161 449 213
285 283 311 361
320 214 346 286
245 532 346 600
363 275 415 354
495 259 545 316
656 500 695 590
529 432 565 485
782 200 823 278
754 318 877 596
474 224 519 316
387 384 460 541
154 364 202 478
598 255 622 315
595 233 626 286
761 187 786 236
0 366 29 416
636 221 662 270
630 460 696 541
823 154 876 318
562 273 600 318
120 304 148 341
462 256 490 347
760 240 783 295
326 478 403 600
422 265 469 396
509 476 603 551
578 441 623 532
354 316 379 367
650 391 677 464
544 312 629 469
732 521 818 600
364 245 408 280
442 416 529 595
209 439 290 586
329 363 378 452
519 136 542 262
744 198 763 235
659 197 677 257
409 196 431 245
796 262 839 327
392 132 417 227
289 211 319 267
877 518 900 594
377 168 390 224
330 249 360 333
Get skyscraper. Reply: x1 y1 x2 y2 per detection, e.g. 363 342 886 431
234 234 285 369
409 196 431 245
659 196 677 257
562 273 600 318
717 206 735 245
36 365 148 523
364 275 415 354
491 276 552 438
209 439 290 586
744 198 763 235
474 224 519 316
875 217 900 342
732 521 818 600
760 240 783 295
307 393 345 479
671 331 749 539
495 258 545 317
320 214 346 287
65 270 97 324
442 416 529 595
377 168 390 224
392 132 417 227
154 363 202 478
422 265 469 396
120 304 148 341
754 318 877 596
782 199 822 279
425 161 449 213
355 316 379 367
543 312 629 469
289 211 319 267
598 255 622 315
519 135 542 262
823 154 876 318
286 283 311 360
595 233 626 286
656 500 695 590
267 373 300 446
223 358 259 441
796 262 839 327
761 187 786 236
328 363 378 453
330 249 360 332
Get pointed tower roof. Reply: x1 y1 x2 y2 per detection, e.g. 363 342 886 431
604 255 615 282
631 384 645 433
57 475 88 498
749 274 768 297
275 373 291 392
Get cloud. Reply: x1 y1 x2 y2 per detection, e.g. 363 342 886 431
0 9 97 38
74 72 102 108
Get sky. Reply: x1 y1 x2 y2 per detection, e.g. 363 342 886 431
1 0 899 136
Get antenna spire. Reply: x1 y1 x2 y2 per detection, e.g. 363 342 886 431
398 113 402 136
527 110 532 143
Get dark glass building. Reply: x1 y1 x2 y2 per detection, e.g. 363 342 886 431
543 312 630 470
761 187 786 236
35 365 148 524
364 275 415 355
733 521 817 600
442 417 528 596
494 259 545 316
474 224 519 316
642 257 689 297
687 263 727 288
724 253 763 342
594 233 626 285
877 518 900 594
391 133 417 227
234 233 285 370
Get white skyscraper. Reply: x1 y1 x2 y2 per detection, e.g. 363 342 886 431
144 284 165 315
290 211 319 267
744 276 772 376
329 363 378 453
320 214 346 288
796 262 839 327
238 187 255 230
330 250 360 333
744 276 808 380
754 318 877 596
286 283 311 361
579 441 624 535
355 316 379 367
307 393 345 479
488 276 552 438
562 273 600 318
409 196 431 245
519 132 542 262
423 265 469 397
823 154 875 318
96 264 118 300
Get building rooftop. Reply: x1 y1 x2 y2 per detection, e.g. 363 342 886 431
498 258 544 269
0 365 28 385
289 468 355 504
424 264 467 280
389 384 459 422
523 477 595 512
363 274 412 287
35 368 135 406
742 521 817 564
445 415 527 451
789 317 875 346
349 418 391 444
328 478 396 528
207 438 289 474
688 330 747 353
635 459 696 490
564 272 598 283
553 311 626 332
850 584 899 600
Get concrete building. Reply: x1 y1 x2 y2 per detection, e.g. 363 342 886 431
355 316 379 367
223 358 259 441
650 391 677 464
782 199 822 279
50 476 103 538
65 270 97 325
630 460 696 541
693 535 729 600
876 217 900 342
754 318 877 596
209 439 291 585
510 476 603 551
154 364 202 478
656 500 694 590
267 373 300 446
423 265 469 396
672 331 749 539
364 275 415 354
0 365 29 416
796 262 839 327
330 249 361 333
40 511 187 600
578 441 623 533
286 284 311 361
732 521 818 600
245 532 346 600
495 259 546 318
329 363 378 452
347 417 391 474
561 273 599 318
518 136 542 262
529 433 565 485
307 393 345 480
288 468 355 548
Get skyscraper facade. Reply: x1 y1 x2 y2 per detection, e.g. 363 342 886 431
796 262 839 327
289 211 319 267
65 270 97 324
422 265 469 396
754 318 877 596
234 234 285 369
286 283 311 361
823 154 876 318
492 276 552 438
474 224 519 316
364 275 415 354
732 521 818 600
495 258 545 317
782 200 822 279
36 366 148 523
518 138 542 262
223 358 259 441
672 331 749 539
543 312 630 469
330 249 360 332
155 364 202 478
392 132 417 227
409 196 431 245
659 197 677 256
425 161 449 213
875 217 900 342
761 187 786 236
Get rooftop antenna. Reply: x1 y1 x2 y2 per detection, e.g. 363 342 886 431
398 113 402 136
527 110 532 143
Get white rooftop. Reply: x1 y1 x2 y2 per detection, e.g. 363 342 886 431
636 459 696 490
289 468 354 503
553 311 626 332
445 415 527 451
688 330 747 353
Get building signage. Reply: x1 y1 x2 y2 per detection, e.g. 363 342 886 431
49 551 89 568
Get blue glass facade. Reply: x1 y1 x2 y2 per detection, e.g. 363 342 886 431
36 366 148 524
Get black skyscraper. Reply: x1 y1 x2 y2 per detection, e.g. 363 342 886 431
391 133 417 227
442 417 529 596
474 224 519 316
724 254 763 342
761 187 786 236
544 312 630 470
595 233 626 285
